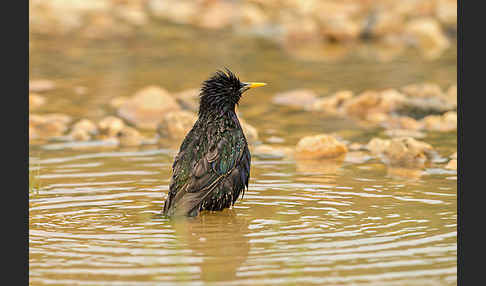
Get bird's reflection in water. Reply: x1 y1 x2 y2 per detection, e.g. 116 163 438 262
171 209 250 282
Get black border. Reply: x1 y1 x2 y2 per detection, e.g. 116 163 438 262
457 0 462 283
17 0 29 285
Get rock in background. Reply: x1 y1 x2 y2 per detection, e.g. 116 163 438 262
30 0 456 58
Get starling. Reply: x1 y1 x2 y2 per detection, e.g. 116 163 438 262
162 69 266 217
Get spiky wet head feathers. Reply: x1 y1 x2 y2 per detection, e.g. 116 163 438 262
199 68 245 116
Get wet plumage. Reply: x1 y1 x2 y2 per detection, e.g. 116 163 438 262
162 69 266 217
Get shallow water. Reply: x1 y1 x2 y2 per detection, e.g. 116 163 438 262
30 23 457 285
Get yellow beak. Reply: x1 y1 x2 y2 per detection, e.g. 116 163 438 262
245 82 267 89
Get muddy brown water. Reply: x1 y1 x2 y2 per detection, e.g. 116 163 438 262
30 24 457 285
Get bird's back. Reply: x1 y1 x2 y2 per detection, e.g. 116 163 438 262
162 112 250 217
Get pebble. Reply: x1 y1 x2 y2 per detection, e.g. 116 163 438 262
29 93 46 110
172 88 200 112
273 89 319 109
148 0 198 25
109 97 130 109
29 114 72 140
366 138 391 155
421 111 457 132
450 152 457 160
372 137 435 167
68 119 98 141
344 151 373 164
69 128 92 141
29 79 55 93
348 142 364 151
381 116 424 130
117 126 145 147
157 111 197 140
405 17 450 59
198 1 235 29
252 144 294 159
445 159 457 170
117 85 181 130
384 129 426 139
311 90 353 114
342 89 406 119
98 116 126 138
444 84 457 109
295 134 348 159
401 83 443 98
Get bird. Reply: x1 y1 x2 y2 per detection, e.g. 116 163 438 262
162 68 266 217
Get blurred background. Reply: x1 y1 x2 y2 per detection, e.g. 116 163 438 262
29 1 457 286
29 0 457 144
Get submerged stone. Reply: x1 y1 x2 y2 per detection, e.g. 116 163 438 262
29 93 46 110
157 110 197 140
380 116 424 130
273 89 319 109
114 1 147 26
421 111 457 132
117 85 181 130
29 79 55 93
366 138 391 155
98 116 126 138
252 144 294 159
450 152 457 160
314 1 362 42
395 83 455 117
342 89 406 119
396 97 453 118
405 18 449 59
400 83 444 98
172 88 200 112
311 90 353 114
295 134 348 159
368 137 435 168
444 84 457 110
348 142 364 151
364 112 389 124
344 151 373 164
29 114 72 140
68 119 98 141
69 128 92 141
282 16 320 44
445 159 457 170
239 3 269 28
436 0 457 27
117 126 145 147
198 1 235 29
109 96 130 109
148 0 198 25
384 129 426 139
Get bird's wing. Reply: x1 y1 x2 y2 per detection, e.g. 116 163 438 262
163 127 247 217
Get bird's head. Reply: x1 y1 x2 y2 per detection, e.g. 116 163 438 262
199 68 266 116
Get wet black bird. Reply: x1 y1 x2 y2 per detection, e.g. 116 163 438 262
162 69 266 217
